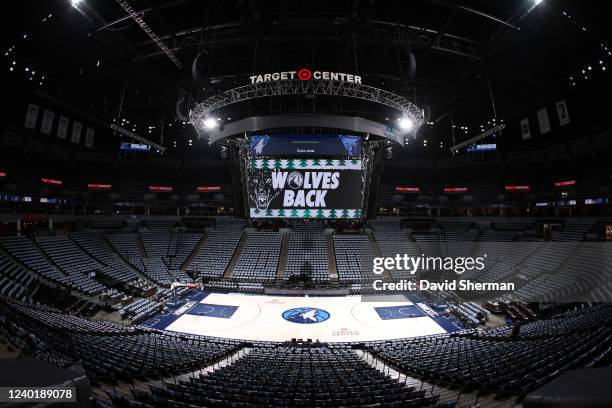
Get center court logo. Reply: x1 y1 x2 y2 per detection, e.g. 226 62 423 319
282 307 330 324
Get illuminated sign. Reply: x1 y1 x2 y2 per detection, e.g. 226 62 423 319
120 142 150 151
557 200 577 206
505 185 530 191
554 180 576 187
40 197 64 204
535 202 549 207
0 172 6 177
250 68 362 85
197 186 222 192
395 187 421 192
41 178 62 186
88 184 112 190
585 198 606 205
467 143 497 152
149 186 173 192
444 187 469 193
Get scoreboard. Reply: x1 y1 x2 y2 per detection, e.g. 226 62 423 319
247 158 363 219
249 134 361 157
245 133 365 219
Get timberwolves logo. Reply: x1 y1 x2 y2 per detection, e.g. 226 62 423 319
287 171 304 189
250 135 270 155
282 307 330 324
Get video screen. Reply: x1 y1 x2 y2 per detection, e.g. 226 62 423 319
248 134 361 157
248 158 363 218
120 142 150 152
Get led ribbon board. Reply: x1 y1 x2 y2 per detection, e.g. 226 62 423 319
554 180 576 187
249 134 361 157
505 185 530 191
88 184 112 190
149 186 173 192
41 178 62 186
444 187 469 193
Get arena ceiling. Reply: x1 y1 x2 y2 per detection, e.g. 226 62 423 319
3 0 610 153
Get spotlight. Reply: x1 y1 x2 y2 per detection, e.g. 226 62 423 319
398 117 414 131
70 0 82 6
203 117 218 130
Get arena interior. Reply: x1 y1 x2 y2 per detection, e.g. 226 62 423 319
1 1 612 407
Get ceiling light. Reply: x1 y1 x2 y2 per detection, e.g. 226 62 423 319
398 117 414 131
203 117 218 129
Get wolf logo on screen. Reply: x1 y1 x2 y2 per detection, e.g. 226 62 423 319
249 170 280 210
249 135 270 155
340 135 360 156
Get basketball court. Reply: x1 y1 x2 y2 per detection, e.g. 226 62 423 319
143 291 457 342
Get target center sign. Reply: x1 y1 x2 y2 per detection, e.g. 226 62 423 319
249 68 361 84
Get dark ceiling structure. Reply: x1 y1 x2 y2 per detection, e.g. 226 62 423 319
2 0 610 154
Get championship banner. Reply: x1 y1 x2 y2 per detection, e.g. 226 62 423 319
71 121 82 144
40 110 55 135
537 108 551 134
24 103 39 129
85 127 95 148
248 158 363 219
520 118 531 140
57 116 69 139
556 100 570 125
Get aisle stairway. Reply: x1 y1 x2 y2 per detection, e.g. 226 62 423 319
358 349 522 408
223 231 248 279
